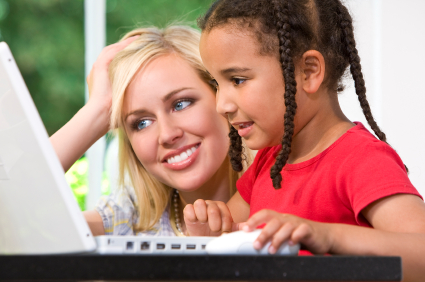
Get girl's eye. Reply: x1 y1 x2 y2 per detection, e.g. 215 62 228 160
232 78 246 86
174 100 191 111
135 119 153 130
209 79 219 89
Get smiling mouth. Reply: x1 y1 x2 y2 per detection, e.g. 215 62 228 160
236 122 254 129
165 144 200 164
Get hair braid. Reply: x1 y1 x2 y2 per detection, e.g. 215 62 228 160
269 0 298 189
335 2 409 172
336 3 386 143
228 125 243 172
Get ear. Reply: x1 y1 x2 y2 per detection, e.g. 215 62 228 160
298 50 325 94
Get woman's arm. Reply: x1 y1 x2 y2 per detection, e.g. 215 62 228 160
50 36 139 172
50 98 110 172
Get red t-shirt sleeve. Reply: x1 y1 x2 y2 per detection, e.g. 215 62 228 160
236 154 257 205
237 147 273 205
337 140 423 224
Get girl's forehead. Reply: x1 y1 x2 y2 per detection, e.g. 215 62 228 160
203 25 278 58
200 27 276 74
201 19 278 55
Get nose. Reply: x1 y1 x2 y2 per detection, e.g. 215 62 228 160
215 88 238 118
158 118 183 146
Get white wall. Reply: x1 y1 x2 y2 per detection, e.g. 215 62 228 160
339 0 425 196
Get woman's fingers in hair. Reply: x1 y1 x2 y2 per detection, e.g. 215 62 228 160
102 35 139 60
86 35 139 85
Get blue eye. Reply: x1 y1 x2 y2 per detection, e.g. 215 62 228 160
174 100 191 111
233 78 246 85
136 119 153 130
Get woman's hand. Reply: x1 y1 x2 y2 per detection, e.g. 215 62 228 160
183 199 240 236
86 36 139 110
241 209 333 254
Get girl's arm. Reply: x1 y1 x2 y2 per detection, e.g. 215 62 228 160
226 191 251 222
184 192 425 281
245 194 425 282
50 36 139 172
83 210 105 236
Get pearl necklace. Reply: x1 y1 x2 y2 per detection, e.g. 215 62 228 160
173 190 185 236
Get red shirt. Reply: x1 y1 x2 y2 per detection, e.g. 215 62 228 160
237 123 422 227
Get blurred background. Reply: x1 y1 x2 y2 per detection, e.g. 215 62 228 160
1 0 425 210
0 0 212 209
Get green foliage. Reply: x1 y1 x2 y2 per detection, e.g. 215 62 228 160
106 0 212 44
0 0 212 210
65 156 111 210
0 0 85 136
65 157 89 210
0 0 211 135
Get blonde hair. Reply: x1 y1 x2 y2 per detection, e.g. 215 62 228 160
108 25 248 232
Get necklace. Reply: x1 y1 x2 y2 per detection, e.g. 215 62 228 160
173 190 185 236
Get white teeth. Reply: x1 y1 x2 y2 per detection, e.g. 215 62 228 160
239 123 253 129
166 145 198 164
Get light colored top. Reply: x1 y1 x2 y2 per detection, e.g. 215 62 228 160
95 185 182 236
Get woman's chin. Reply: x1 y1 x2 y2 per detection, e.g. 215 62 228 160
172 180 206 192
162 174 210 193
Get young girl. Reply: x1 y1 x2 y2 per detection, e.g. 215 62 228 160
51 25 250 236
183 0 425 280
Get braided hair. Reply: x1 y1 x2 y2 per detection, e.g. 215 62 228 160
199 0 396 188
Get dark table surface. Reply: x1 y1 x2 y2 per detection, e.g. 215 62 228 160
0 254 401 281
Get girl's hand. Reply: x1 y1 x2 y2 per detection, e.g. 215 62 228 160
86 36 139 108
183 199 239 236
241 209 333 254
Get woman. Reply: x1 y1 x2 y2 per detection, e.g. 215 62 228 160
51 25 251 236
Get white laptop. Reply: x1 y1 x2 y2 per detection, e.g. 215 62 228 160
0 42 299 256
0 41 216 255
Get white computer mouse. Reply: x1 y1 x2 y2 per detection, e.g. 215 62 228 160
205 229 300 255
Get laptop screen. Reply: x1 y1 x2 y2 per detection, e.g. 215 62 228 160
0 42 96 254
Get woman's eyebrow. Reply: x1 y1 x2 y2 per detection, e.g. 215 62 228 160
125 109 149 121
162 87 193 103
125 87 194 121
220 67 251 75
